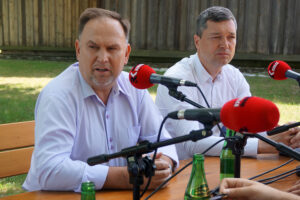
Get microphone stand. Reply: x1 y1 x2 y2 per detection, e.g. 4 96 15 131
244 133 300 161
87 125 214 200
231 133 247 178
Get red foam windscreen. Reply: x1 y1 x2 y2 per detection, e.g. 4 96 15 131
267 60 291 80
220 96 279 133
129 64 156 89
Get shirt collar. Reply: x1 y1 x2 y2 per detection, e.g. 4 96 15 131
77 65 96 99
193 54 224 83
115 72 130 97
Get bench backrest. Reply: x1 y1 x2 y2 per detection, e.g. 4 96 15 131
0 121 35 178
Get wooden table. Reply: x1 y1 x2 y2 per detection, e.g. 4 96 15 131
1 155 299 200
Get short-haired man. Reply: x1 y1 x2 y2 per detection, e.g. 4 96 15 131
155 6 300 159
23 8 178 192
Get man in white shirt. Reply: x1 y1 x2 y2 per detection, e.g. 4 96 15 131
155 6 300 159
23 8 178 192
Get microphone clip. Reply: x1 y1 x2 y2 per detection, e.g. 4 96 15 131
168 87 185 101
168 88 205 109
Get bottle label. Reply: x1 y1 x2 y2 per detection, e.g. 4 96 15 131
186 184 210 198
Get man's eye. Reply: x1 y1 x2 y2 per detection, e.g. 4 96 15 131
89 45 98 49
108 47 117 51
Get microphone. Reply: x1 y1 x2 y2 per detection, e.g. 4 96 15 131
129 64 197 89
220 96 280 133
268 60 300 81
167 108 220 125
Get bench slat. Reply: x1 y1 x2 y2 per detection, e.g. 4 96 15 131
0 147 34 178
0 121 35 151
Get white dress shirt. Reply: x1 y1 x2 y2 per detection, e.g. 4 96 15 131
155 53 258 159
23 62 178 192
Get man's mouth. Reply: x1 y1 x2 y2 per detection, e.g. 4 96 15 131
93 66 109 72
217 52 229 56
95 68 108 72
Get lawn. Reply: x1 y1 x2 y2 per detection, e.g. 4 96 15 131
0 59 299 197
1 59 299 124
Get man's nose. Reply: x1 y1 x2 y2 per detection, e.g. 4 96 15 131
219 37 229 48
97 49 109 63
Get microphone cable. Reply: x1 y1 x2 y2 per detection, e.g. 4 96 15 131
257 167 298 185
195 85 225 137
210 158 295 196
249 158 294 180
139 115 169 198
144 137 237 200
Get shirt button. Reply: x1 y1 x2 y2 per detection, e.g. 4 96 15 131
106 115 109 119
111 145 114 150
109 137 113 142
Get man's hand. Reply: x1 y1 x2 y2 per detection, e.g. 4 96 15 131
103 152 174 190
287 179 300 196
220 178 299 200
258 123 300 154
143 152 173 189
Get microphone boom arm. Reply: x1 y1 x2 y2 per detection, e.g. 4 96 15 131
88 128 213 165
244 133 300 161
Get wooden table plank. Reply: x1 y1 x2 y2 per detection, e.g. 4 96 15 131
1 155 298 200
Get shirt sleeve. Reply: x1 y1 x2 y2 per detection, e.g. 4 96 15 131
30 92 109 191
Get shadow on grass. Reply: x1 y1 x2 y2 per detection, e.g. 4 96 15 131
0 59 73 78
0 85 40 123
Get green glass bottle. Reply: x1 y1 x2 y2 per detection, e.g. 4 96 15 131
184 153 210 200
220 128 235 181
81 181 96 200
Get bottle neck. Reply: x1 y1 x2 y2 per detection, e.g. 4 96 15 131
192 154 206 176
222 129 236 149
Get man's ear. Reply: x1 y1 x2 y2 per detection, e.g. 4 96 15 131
124 44 131 65
75 39 80 61
194 34 200 50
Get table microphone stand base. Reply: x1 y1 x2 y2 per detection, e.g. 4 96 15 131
127 154 155 200
232 133 247 178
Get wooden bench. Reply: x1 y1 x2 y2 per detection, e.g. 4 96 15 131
0 121 35 178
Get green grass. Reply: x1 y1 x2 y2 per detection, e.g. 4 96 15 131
0 60 73 124
0 175 27 198
0 59 299 124
0 59 299 197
